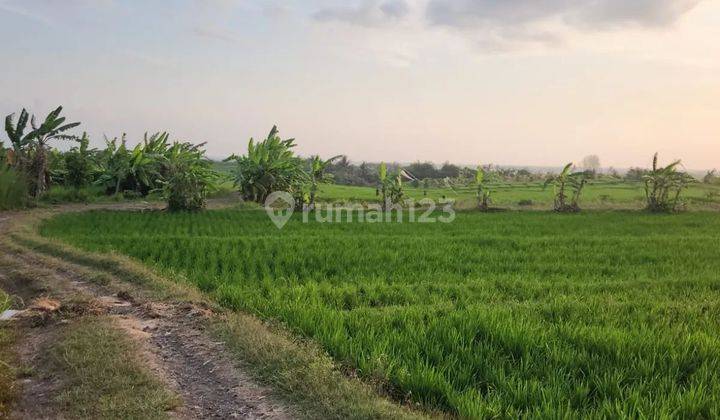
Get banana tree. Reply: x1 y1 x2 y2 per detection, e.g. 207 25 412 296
544 163 588 212
64 132 98 189
225 126 307 203
96 135 131 195
4 109 34 172
24 106 80 197
644 153 694 212
475 166 492 210
376 162 405 210
308 154 342 208
157 141 217 211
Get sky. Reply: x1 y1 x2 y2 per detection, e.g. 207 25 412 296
1 0 719 170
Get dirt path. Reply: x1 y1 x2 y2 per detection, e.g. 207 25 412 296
0 204 295 419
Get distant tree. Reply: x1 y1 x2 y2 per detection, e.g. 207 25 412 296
625 167 649 181
704 170 718 184
582 155 601 176
405 161 438 179
438 162 460 179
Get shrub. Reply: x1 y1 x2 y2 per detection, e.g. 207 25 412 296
0 164 28 210
158 141 217 211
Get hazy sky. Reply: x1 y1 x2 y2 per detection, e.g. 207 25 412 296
1 0 719 169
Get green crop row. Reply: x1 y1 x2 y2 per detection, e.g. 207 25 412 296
41 210 720 417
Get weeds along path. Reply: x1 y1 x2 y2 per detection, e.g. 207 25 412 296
0 203 294 419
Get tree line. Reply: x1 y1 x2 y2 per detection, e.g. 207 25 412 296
1 105 708 213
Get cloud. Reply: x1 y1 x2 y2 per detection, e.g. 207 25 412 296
193 26 244 44
313 0 411 27
427 0 702 29
425 0 703 51
0 0 56 27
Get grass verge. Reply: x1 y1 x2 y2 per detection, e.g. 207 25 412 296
51 316 179 419
0 289 16 417
3 208 424 419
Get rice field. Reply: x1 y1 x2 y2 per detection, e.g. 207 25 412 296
41 209 720 417
319 181 720 209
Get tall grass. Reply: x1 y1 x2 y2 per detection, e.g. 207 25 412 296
41 210 720 417
0 165 27 210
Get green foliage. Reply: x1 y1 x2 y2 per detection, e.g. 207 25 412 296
0 163 28 210
475 166 492 210
43 210 720 418
544 163 588 212
225 125 307 203
64 133 97 189
376 162 404 209
703 170 718 185
4 106 80 198
158 141 216 211
309 154 342 207
644 153 695 212
4 108 33 170
96 134 131 195
95 132 169 196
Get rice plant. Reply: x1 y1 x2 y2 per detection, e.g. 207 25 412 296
41 209 720 418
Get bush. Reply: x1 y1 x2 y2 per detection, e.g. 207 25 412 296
159 142 216 211
0 164 28 210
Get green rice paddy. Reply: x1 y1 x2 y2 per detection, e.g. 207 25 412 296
41 208 720 417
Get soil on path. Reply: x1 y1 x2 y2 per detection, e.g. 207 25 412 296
0 203 295 419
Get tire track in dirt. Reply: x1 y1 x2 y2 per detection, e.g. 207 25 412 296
1 207 295 419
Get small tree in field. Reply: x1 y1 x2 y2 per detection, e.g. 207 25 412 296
544 163 588 212
376 162 404 210
158 141 216 211
308 154 342 208
581 155 601 177
225 125 307 203
475 166 492 211
644 153 694 212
